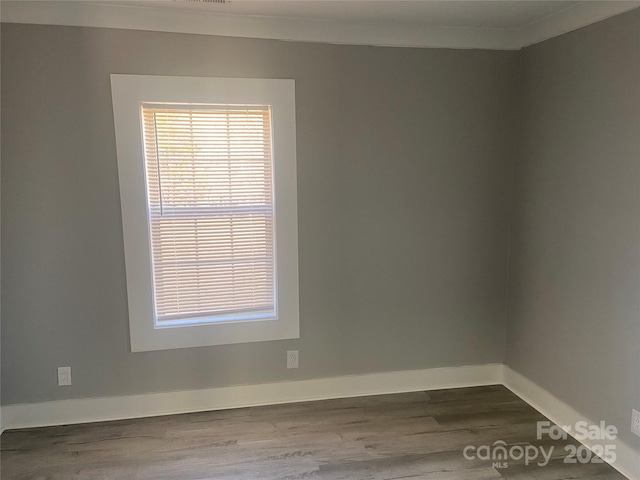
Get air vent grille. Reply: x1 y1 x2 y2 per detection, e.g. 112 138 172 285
176 0 231 4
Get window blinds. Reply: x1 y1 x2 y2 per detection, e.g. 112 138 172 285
141 104 276 325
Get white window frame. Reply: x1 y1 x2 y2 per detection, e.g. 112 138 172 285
111 75 299 352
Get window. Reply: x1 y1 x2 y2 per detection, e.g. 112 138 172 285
142 104 276 326
111 75 299 352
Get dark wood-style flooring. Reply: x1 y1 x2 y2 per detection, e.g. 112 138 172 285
0 385 627 479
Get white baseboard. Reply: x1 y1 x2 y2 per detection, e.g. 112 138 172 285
4 364 635 480
503 367 640 480
2 363 502 431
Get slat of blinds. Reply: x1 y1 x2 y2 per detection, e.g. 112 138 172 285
156 292 273 305
142 104 275 324
155 292 273 302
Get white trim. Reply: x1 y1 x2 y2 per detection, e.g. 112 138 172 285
504 367 640 480
3 364 637 479
111 75 299 352
518 1 640 48
1 364 502 430
0 1 520 50
1 1 638 50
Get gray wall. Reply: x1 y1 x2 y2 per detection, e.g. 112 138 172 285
0 21 3 427
506 9 640 448
1 24 519 404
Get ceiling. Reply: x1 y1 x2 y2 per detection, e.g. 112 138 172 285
2 0 639 50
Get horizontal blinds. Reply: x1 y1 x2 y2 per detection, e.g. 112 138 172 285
141 104 276 324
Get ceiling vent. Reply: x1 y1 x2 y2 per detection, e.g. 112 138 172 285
175 0 231 4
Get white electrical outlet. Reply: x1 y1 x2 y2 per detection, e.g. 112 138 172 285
287 350 299 369
632 409 640 438
57 366 72 386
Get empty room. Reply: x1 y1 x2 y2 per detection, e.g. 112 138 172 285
1 1 639 479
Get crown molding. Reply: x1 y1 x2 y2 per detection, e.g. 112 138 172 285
0 1 638 51
518 0 640 48
0 1 520 50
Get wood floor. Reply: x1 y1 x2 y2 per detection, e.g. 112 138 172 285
0 385 627 479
